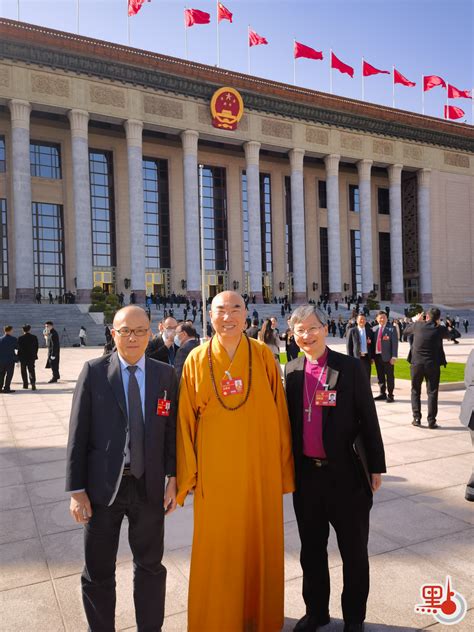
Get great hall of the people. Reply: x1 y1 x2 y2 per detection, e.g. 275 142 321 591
0 18 473 306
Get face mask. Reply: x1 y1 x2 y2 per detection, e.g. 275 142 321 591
174 334 181 348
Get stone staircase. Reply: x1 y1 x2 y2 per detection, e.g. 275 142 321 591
0 304 108 347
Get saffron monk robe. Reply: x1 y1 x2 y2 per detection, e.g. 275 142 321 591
177 291 295 632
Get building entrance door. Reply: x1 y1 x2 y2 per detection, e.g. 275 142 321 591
93 270 115 294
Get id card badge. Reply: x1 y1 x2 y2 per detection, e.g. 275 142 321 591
221 377 244 397
315 390 337 406
157 391 171 416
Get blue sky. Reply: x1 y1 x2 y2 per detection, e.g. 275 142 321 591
2 0 473 122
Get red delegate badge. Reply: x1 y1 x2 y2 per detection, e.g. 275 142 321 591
221 377 244 397
315 390 337 406
157 398 171 416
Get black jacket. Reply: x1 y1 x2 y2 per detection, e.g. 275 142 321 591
65 351 177 506
174 338 200 381
346 324 375 361
285 349 386 491
0 334 17 365
47 328 60 358
404 321 452 367
17 333 39 363
245 326 259 340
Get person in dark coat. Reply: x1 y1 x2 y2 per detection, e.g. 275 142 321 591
346 313 375 383
17 324 39 390
285 306 386 632
45 321 60 383
404 308 454 428
245 318 260 340
0 325 18 393
173 323 200 381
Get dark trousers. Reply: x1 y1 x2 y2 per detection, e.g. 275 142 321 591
358 356 372 383
82 475 166 632
0 363 15 390
374 355 394 396
49 357 60 380
21 361 36 387
293 459 372 624
410 363 441 423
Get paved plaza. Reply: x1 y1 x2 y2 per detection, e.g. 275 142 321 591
0 337 472 631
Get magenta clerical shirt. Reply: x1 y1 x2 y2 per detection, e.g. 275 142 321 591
302 347 329 458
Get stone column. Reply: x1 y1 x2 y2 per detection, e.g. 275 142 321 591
289 148 307 302
324 154 342 301
243 141 263 302
68 109 93 303
357 159 373 298
125 119 146 303
417 168 433 303
181 130 200 299
388 164 404 303
9 99 34 302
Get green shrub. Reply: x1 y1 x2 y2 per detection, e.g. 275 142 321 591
408 303 423 317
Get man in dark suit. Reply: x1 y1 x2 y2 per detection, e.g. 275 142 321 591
146 316 178 365
45 320 60 383
404 308 454 428
66 305 178 631
346 313 374 382
17 324 39 390
0 325 18 393
285 305 386 632
245 317 260 340
372 311 398 402
173 322 200 381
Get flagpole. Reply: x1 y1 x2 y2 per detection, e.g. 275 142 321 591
421 75 425 115
17 0 20 20
293 39 296 86
392 66 395 108
247 25 251 75
329 49 333 94
361 57 364 101
127 16 131 46
77 0 80 34
216 1 220 66
446 82 449 120
184 8 189 60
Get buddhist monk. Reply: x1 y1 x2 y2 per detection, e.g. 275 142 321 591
177 291 295 632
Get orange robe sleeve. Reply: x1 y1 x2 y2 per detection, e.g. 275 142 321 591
261 343 295 494
176 354 199 506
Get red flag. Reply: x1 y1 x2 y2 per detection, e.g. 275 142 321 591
184 8 211 27
217 2 233 23
128 0 149 17
294 41 323 61
394 68 416 87
447 84 471 99
444 105 465 120
423 75 446 91
363 60 390 77
248 29 268 47
330 52 354 78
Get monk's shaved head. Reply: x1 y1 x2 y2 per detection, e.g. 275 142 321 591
211 291 245 312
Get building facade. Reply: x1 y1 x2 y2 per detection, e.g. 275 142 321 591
0 19 473 305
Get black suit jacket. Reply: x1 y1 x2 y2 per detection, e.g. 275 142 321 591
346 324 375 361
47 328 60 358
174 338 200 381
285 349 386 491
0 334 18 365
17 333 39 363
65 351 178 506
404 321 452 367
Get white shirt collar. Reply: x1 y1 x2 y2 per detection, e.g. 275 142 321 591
117 352 146 372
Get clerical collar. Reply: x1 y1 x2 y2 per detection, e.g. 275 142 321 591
307 347 329 366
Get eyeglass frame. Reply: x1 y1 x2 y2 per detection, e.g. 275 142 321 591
292 324 326 337
112 327 150 337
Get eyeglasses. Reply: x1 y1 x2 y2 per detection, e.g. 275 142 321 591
113 327 150 337
293 325 325 337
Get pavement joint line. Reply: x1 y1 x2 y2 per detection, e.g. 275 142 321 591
386 451 472 468
368 525 473 560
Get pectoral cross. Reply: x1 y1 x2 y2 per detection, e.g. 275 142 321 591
305 405 312 423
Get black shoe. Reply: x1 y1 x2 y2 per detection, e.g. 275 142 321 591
23 385 28 389
386 395 395 403
2 388 15 393
412 418 421 427
31 384 37 391
374 394 387 401
294 614 330 631
428 421 439 429
344 625 364 632
48 379 58 383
